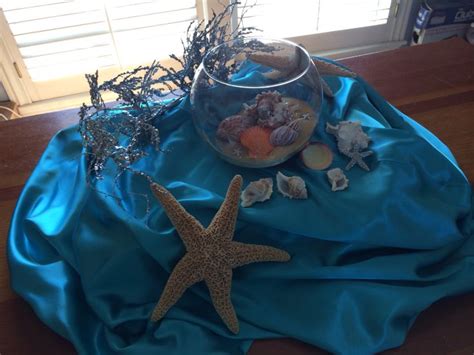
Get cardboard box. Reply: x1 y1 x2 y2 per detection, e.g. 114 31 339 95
412 0 474 45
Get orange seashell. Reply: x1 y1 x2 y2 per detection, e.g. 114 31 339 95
240 126 274 159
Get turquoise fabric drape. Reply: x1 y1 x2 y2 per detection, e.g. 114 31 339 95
8 64 474 355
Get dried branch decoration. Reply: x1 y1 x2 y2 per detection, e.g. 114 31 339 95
78 2 259 180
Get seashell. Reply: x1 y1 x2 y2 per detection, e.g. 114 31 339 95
270 125 298 146
326 121 370 155
276 171 308 199
271 102 291 124
240 178 273 207
300 142 333 170
243 103 258 118
326 120 373 171
240 126 274 158
255 91 282 120
257 102 291 129
217 115 255 142
327 168 349 191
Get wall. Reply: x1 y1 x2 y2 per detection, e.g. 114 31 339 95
0 81 9 101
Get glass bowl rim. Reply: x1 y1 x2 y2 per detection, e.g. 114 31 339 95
201 36 316 90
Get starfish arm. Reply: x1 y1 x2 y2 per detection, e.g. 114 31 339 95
150 182 204 250
151 253 203 322
313 57 357 78
345 158 357 171
357 157 370 171
249 51 299 71
205 269 239 334
263 69 289 80
229 241 291 268
207 175 243 241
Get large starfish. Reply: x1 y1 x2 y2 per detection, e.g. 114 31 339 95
250 48 356 97
149 175 290 334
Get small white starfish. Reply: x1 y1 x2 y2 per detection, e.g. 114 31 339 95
345 150 373 171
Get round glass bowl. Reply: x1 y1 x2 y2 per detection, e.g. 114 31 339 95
190 37 322 168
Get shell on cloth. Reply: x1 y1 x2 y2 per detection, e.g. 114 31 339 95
270 125 298 146
216 114 255 142
300 142 333 170
327 168 349 191
276 171 308 199
326 120 373 171
326 121 369 154
240 178 273 207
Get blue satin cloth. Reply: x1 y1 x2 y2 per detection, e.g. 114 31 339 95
8 64 474 355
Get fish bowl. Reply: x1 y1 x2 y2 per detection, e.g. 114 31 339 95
190 37 323 168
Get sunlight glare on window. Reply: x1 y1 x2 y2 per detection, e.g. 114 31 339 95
239 0 393 38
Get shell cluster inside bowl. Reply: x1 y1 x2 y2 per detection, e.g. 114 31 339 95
190 38 322 168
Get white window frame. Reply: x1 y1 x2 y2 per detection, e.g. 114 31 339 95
0 0 415 116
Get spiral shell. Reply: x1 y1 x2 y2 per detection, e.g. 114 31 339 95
327 168 349 191
276 171 308 199
216 115 255 142
270 125 298 146
240 178 273 207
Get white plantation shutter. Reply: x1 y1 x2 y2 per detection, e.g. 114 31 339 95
1 0 198 82
108 0 196 66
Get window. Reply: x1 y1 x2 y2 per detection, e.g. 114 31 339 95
0 0 415 115
235 0 414 54
0 0 203 105
6 0 197 81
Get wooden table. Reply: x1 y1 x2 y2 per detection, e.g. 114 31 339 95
1 38 474 355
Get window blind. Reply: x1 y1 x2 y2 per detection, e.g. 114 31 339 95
238 0 392 39
2 0 197 81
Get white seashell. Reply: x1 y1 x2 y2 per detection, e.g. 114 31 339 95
276 171 308 199
326 121 373 171
327 168 349 191
240 178 273 207
326 121 369 154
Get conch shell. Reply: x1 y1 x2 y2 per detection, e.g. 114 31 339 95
240 178 273 207
327 168 349 191
276 171 308 199
326 121 373 171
